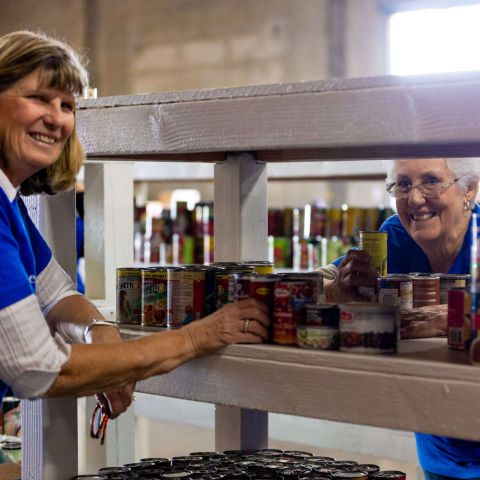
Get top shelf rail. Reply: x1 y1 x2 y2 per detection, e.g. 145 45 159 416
77 72 480 161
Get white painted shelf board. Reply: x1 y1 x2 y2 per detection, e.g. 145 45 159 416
77 72 480 160
121 329 479 441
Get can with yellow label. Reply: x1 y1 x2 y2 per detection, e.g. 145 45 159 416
358 231 387 276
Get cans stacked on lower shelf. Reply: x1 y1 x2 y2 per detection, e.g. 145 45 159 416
73 449 406 480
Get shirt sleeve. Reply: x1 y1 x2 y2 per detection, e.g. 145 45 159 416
36 256 81 318
0 294 71 398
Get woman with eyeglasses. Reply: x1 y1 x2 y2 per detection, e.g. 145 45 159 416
322 158 480 480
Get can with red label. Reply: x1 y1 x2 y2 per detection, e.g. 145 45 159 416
273 280 316 345
116 268 142 324
410 274 440 308
167 267 206 328
448 287 472 350
141 267 168 326
249 274 278 311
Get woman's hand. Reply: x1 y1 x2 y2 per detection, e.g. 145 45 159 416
181 298 271 357
400 305 447 339
89 324 136 418
325 250 378 303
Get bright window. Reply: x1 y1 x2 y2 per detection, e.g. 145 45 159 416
389 3 480 75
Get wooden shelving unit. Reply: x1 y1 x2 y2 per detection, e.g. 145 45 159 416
22 71 480 479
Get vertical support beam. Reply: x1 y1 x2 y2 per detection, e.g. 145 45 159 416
214 153 268 262
214 152 269 451
84 161 134 304
215 406 268 452
22 192 78 479
326 0 347 78
84 160 135 468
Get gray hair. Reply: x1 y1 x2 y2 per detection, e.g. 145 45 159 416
383 158 480 193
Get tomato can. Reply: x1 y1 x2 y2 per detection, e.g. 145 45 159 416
448 288 471 350
410 274 440 308
297 325 339 350
273 280 316 345
167 267 206 328
116 268 142 324
141 267 168 326
378 275 413 309
358 231 387 276
339 304 398 353
439 274 469 305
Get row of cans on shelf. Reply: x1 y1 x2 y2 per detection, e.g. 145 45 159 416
74 448 406 480
116 262 324 334
297 304 398 354
365 273 470 308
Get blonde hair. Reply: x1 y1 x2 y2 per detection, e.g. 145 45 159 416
0 31 89 195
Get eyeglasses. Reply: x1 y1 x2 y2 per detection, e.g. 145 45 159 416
386 178 459 199
90 403 109 445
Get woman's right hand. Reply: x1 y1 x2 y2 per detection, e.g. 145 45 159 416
181 298 271 357
326 249 378 303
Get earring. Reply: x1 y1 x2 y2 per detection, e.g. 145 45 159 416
464 200 471 211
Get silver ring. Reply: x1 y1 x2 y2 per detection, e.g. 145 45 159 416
243 319 250 333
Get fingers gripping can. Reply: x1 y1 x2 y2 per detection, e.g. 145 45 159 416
358 231 387 276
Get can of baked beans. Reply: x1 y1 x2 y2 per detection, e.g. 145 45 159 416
339 304 398 353
358 231 387 276
439 274 469 305
305 304 339 327
273 280 316 345
116 268 142 324
410 274 440 308
448 288 472 350
378 275 413 309
141 267 168 326
167 266 206 328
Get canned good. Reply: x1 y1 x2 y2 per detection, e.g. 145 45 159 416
370 472 406 480
378 275 413 309
230 272 252 302
297 325 339 350
353 465 381 474
339 304 398 353
116 268 142 324
448 288 471 350
214 268 252 310
167 267 206 327
359 231 387 276
249 274 278 313
239 261 274 274
305 304 339 327
273 280 316 345
332 473 368 480
141 268 168 326
439 274 469 304
71 476 108 480
410 274 440 308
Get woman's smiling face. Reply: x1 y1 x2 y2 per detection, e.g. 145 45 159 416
0 68 75 186
394 159 468 248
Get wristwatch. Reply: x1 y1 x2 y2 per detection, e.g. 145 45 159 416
83 319 118 343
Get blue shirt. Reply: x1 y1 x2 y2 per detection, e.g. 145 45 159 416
0 188 52 399
334 208 480 478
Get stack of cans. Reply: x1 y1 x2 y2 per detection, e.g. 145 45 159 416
72 449 406 480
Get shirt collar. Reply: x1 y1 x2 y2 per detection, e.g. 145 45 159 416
0 168 20 202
